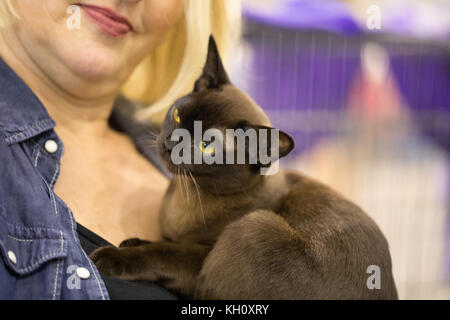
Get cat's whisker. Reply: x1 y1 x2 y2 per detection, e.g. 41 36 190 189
144 128 159 139
187 169 206 227
135 137 158 145
133 137 159 148
177 167 186 203
139 142 159 149
181 169 190 205
182 168 190 205
137 135 157 141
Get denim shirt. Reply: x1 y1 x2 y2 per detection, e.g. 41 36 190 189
0 58 169 299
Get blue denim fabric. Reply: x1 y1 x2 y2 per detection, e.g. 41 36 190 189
0 58 168 299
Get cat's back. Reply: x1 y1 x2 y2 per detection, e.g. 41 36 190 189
274 170 397 298
276 170 387 247
277 170 380 234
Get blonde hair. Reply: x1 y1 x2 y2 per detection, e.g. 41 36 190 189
125 0 242 123
0 0 18 27
0 0 242 123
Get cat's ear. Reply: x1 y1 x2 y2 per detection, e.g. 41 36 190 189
194 35 230 92
240 122 295 164
256 125 295 160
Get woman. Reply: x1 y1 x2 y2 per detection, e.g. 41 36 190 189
0 0 241 299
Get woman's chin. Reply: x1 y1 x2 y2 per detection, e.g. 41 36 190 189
71 58 121 81
55 36 133 82
46 48 129 99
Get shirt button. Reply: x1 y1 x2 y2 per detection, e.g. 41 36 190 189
7 250 17 265
76 267 90 279
44 139 58 153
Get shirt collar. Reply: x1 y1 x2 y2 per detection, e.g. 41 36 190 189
0 57 56 145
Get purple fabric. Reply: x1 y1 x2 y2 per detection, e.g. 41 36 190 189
243 29 360 155
243 21 449 154
387 45 450 151
243 0 362 35
388 49 449 112
243 0 450 40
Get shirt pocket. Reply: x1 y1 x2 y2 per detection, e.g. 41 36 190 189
0 217 67 276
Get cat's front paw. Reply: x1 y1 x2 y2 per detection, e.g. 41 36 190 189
89 246 136 280
119 238 152 248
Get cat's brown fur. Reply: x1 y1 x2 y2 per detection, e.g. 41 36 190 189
90 36 398 299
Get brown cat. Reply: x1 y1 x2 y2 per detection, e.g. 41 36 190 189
90 36 398 300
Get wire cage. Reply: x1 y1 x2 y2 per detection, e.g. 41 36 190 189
232 6 450 299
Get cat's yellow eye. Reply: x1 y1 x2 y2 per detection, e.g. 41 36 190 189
199 141 215 155
173 108 181 124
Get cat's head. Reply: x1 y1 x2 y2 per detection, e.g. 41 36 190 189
158 36 294 193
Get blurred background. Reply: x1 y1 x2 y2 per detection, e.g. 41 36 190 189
230 0 450 299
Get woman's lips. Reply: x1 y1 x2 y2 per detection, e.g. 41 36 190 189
80 4 132 37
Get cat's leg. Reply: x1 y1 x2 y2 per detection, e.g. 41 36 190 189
195 210 314 299
119 238 152 247
89 242 210 298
